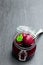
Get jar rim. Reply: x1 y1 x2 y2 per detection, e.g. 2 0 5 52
13 32 36 51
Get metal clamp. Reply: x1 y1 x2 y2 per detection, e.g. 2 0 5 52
18 50 27 61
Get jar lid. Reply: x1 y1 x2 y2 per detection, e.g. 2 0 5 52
13 26 36 51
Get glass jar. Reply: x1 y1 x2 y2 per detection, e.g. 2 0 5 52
12 26 36 61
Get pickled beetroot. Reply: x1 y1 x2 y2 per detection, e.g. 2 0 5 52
23 34 35 46
22 33 27 39
16 33 35 47
22 33 35 46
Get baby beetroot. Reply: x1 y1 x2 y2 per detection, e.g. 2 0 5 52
23 33 35 46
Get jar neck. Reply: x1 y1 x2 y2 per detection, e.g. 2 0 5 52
14 33 36 51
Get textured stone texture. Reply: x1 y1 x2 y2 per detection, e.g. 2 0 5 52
0 0 43 65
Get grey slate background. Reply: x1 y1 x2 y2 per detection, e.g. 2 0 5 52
0 0 43 65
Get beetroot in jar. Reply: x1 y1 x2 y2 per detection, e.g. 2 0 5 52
12 32 36 61
12 26 43 61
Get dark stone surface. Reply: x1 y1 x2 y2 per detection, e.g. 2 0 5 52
0 0 43 65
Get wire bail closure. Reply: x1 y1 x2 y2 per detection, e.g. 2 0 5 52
18 50 27 61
